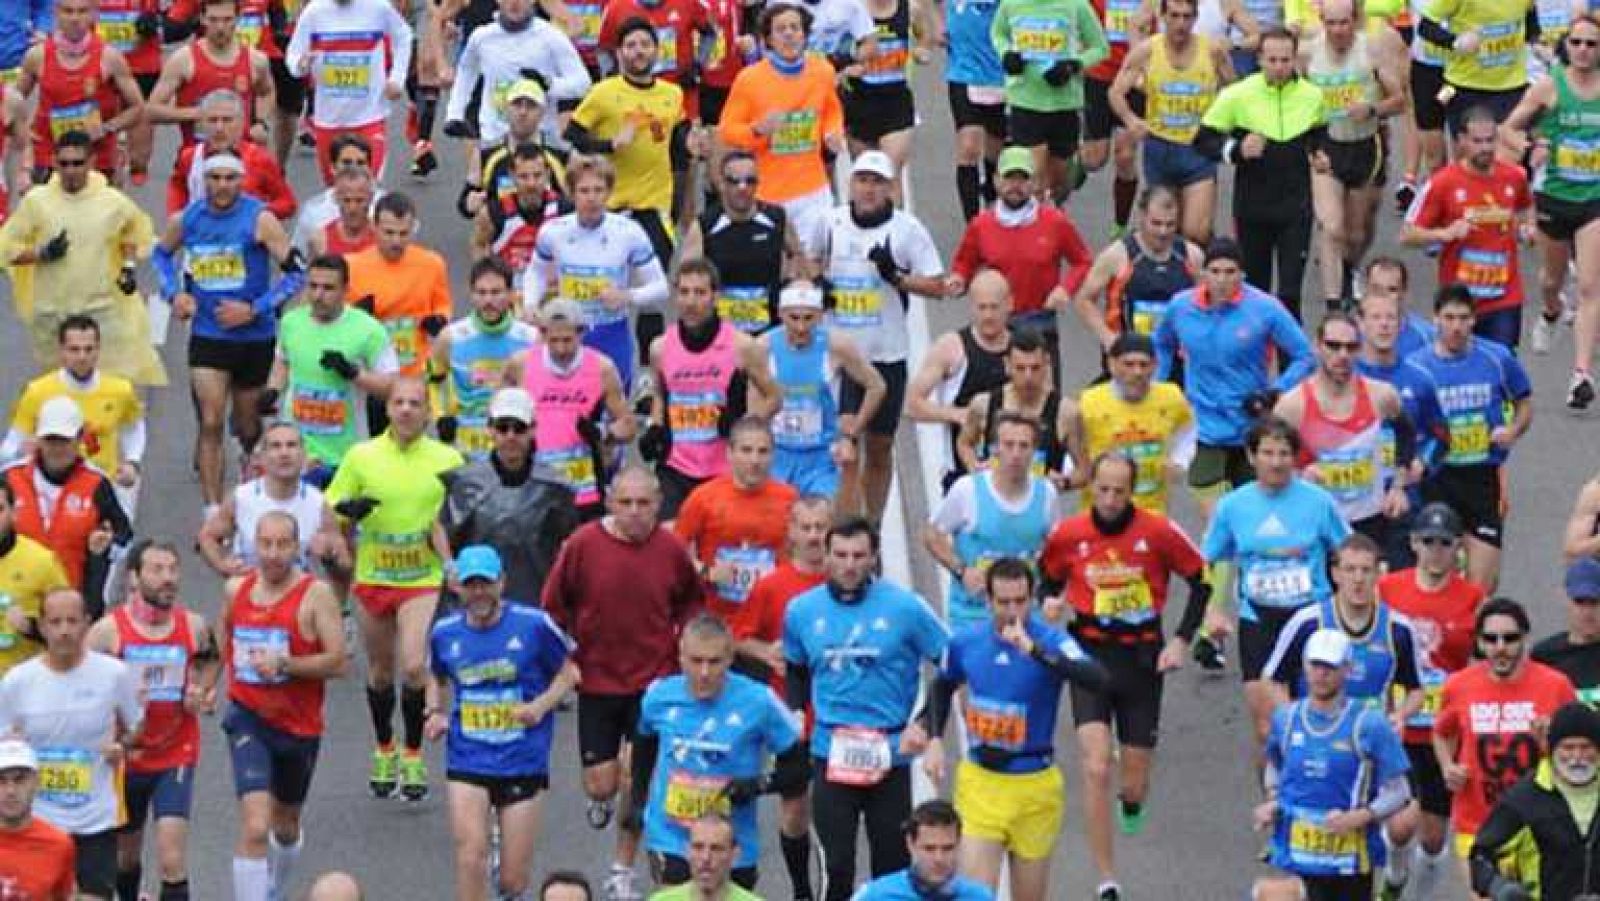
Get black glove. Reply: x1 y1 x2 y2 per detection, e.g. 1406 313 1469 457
639 422 669 463
39 229 69 263
816 276 838 311
1002 51 1026 75
257 387 280 417
721 776 767 806
319 349 360 380
867 240 904 289
574 416 603 447
633 395 654 422
436 415 458 444
1042 58 1081 86
456 181 481 219
334 496 381 521
1242 389 1280 420
517 68 549 90
827 51 855 73
116 263 137 296
353 294 376 314
135 11 161 37
442 119 471 139
421 314 449 337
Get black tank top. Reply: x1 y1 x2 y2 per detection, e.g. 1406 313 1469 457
852 0 912 94
700 201 787 332
981 387 1065 473
945 327 1010 481
1117 234 1194 335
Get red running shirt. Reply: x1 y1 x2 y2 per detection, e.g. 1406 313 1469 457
225 572 328 738
1406 161 1532 316
734 560 826 694
1378 569 1484 745
1039 509 1205 639
113 605 202 773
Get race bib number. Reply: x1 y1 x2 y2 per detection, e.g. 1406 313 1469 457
1317 450 1376 498
1446 411 1491 465
232 625 290 685
668 391 724 444
571 1 601 48
1314 70 1368 121
1457 248 1510 300
291 385 349 436
717 285 770 333
1012 15 1069 62
1129 298 1168 337
124 642 187 704
1478 20 1521 71
861 37 909 85
370 529 431 582
1153 80 1209 137
830 272 883 330
1287 816 1362 869
386 317 420 370
771 110 818 156
1121 438 1164 499
560 266 626 326
98 12 139 51
1400 667 1446 729
1103 0 1141 42
965 695 1026 750
49 100 101 139
1092 579 1155 622
1555 136 1600 183
1242 559 1313 608
538 445 598 496
189 243 248 294
663 771 731 824
237 12 265 47
459 687 523 743
826 727 892 786
714 545 775 604
775 390 825 446
37 747 93 809
320 52 373 95
655 26 679 74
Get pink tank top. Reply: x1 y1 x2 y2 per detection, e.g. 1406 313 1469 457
662 320 741 479
524 345 606 506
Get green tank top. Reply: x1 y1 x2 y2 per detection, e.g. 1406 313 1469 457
1540 65 1600 204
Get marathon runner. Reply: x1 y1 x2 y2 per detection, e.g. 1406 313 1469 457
955 330 1080 488
219 512 347 901
757 280 885 499
1255 628 1412 901
1080 0 1153 237
506 299 636 520
442 0 589 160
1038 454 1209 900
265 253 397 485
925 412 1059 629
1417 0 1533 135
86 541 219 901
905 270 1012 492
925 567 1114 901
1062 333 1195 513
674 419 796 624
306 168 376 259
430 257 538 459
842 0 930 201
1376 503 1485 901
197 421 346 578
0 586 143 901
0 480 70 680
95 0 176 185
0 739 77 901
1108 0 1232 247
522 154 669 393
1565 469 1600 563
290 134 382 252
424 544 580 901
469 145 563 293
783 517 949 901
17 0 145 181
631 614 806 891
439 388 580 604
1532 557 1600 704
143 0 274 147
1501 15 1600 407
542 467 703 901
849 802 996 901
643 258 780 519
1202 416 1350 749
164 90 295 222
1073 185 1202 351
152 152 304 519
285 0 413 183
459 79 570 224
942 0 1008 221
1405 284 1533 593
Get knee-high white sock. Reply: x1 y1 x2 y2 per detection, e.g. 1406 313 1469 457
267 832 304 896
1384 832 1413 886
232 857 270 901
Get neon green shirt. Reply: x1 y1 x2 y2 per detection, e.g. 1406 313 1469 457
325 431 463 587
276 306 397 467
648 884 764 901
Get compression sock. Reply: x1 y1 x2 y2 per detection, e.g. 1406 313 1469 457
416 87 440 140
232 857 270 901
1113 176 1139 228
957 164 982 221
780 831 814 900
117 865 142 901
159 879 190 901
980 157 997 204
401 684 428 751
366 683 396 747
267 832 303 897
1383 833 1411 887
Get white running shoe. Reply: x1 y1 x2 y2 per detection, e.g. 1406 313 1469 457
1532 315 1555 355
604 865 642 901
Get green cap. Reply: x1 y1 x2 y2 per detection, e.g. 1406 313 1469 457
996 146 1034 177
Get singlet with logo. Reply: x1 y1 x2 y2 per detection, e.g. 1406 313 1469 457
113 605 200 773
768 328 839 452
1305 32 1382 143
1297 378 1387 522
232 478 326 567
444 315 538 459
226 571 326 737
523 345 607 506
1145 35 1219 144
943 471 1055 627
661 320 740 479
1107 234 1195 337
1539 65 1600 205
701 204 786 335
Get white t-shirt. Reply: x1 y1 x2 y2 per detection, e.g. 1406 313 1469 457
930 470 1060 534
287 0 415 128
810 206 943 363
0 652 143 835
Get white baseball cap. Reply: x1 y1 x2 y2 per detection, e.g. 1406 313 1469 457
851 151 896 181
488 388 535 424
35 396 84 439
1305 628 1352 668
778 282 824 310
0 739 38 773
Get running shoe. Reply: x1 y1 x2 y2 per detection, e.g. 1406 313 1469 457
369 747 398 798
1532 314 1556 355
587 796 615 829
1393 178 1416 215
1377 876 1406 901
632 368 657 406
1192 633 1227 671
398 753 428 801
1569 370 1596 410
1096 881 1123 901
1116 798 1148 836
604 864 642 901
409 140 438 178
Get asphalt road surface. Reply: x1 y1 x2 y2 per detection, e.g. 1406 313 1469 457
4 58 1593 901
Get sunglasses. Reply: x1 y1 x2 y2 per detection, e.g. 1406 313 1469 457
491 419 529 434
56 158 89 169
1322 339 1360 352
1417 536 1456 547
1479 632 1524 645
726 175 759 186
1570 36 1599 47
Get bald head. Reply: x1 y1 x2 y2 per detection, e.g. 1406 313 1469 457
969 269 1012 306
306 871 363 901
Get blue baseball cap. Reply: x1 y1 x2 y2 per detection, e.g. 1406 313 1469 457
455 545 503 583
1566 557 1600 603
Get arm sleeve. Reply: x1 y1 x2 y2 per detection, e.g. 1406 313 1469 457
784 662 812 712
1174 571 1212 643
1368 773 1413 819
119 418 147 464
1262 616 1310 686
1032 628 1110 693
564 119 615 155
628 731 660 813
1395 624 1422 690
1168 420 1197 468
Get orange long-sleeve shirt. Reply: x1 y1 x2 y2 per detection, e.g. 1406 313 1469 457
345 244 452 376
718 56 844 204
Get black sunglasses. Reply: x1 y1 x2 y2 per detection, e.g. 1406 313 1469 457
1417 536 1456 547
1570 36 1599 47
56 158 89 168
1480 631 1524 645
1323 339 1360 352
491 419 529 434
725 175 759 186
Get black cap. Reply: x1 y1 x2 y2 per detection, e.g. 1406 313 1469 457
1108 333 1156 359
1411 503 1464 540
1204 237 1244 266
1549 701 1600 748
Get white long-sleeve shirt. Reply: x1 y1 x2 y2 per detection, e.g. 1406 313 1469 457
445 17 591 144
524 212 669 320
287 0 413 129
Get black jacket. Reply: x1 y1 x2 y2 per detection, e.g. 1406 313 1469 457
1471 759 1600 900
440 455 577 606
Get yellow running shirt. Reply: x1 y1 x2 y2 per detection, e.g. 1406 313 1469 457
571 76 685 216
1425 0 1534 90
1077 381 1193 512
9 371 143 475
1145 34 1220 144
0 535 70 676
325 432 464 588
